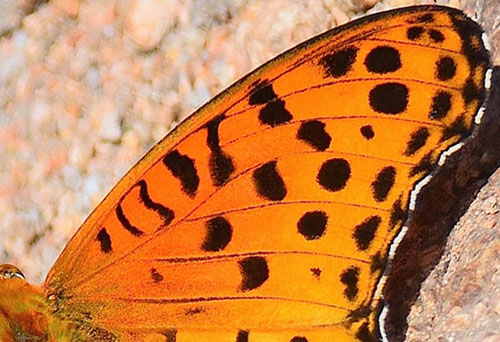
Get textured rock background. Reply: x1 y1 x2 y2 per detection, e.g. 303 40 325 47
0 0 498 341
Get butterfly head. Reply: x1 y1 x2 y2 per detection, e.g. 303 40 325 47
0 265 99 341
0 264 53 342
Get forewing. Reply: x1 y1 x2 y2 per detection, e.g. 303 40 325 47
45 6 489 342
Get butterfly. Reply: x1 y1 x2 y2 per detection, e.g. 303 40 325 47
0 5 492 342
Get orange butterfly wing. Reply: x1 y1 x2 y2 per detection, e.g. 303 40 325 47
44 6 490 342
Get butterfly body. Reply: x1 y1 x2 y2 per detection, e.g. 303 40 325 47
0 5 491 342
0 273 72 342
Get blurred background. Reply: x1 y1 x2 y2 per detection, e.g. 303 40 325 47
0 0 498 340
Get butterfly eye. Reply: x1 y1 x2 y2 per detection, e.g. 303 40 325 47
0 264 25 280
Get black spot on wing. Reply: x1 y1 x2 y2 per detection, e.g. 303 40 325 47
237 331 249 342
441 115 468 141
209 146 234 186
297 211 328 240
202 216 233 252
253 161 287 201
369 83 408 114
360 125 374 140
317 158 351 192
116 204 144 236
150 268 164 283
340 266 360 301
297 120 331 151
249 80 292 127
259 100 292 127
353 216 381 251
239 256 269 292
407 26 424 40
371 166 396 202
310 267 322 279
249 80 277 105
206 115 235 186
347 305 371 324
364 46 401 74
389 197 408 230
429 29 444 42
290 337 308 342
319 46 358 77
137 180 174 227
405 127 430 156
356 322 376 342
370 252 386 274
409 153 433 177
429 91 452 120
462 78 483 104
416 13 434 23
436 57 456 81
163 150 200 198
97 228 112 253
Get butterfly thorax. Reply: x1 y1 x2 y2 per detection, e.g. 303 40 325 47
0 264 86 342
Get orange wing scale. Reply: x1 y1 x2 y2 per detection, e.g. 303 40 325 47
28 6 489 342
